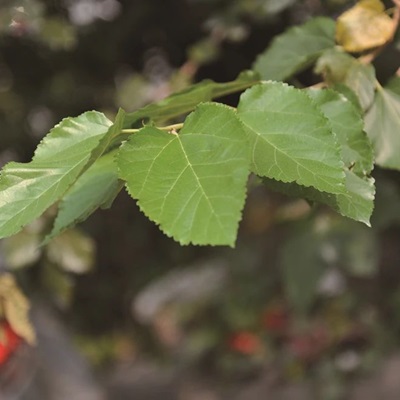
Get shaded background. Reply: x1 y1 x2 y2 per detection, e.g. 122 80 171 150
2 0 400 399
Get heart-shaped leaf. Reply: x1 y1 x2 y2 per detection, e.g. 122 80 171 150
117 103 250 246
237 82 346 195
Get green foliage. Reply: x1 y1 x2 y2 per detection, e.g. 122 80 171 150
46 109 127 241
237 82 346 194
1 10 400 248
7 3 400 396
253 17 336 81
315 49 377 111
123 71 260 128
47 151 122 242
305 88 375 225
118 103 250 246
0 112 112 238
365 78 400 169
306 88 372 176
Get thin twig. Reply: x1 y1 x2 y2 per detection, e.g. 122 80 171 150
122 123 184 134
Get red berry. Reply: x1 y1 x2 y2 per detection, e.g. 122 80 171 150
229 331 261 355
0 321 22 366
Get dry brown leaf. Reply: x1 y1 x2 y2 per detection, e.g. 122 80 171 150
0 274 36 345
336 0 395 52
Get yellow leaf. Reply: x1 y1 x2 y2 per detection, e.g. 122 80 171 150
0 274 36 345
336 0 395 52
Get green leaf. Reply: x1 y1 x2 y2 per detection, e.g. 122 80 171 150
0 111 113 239
306 88 373 176
386 76 400 92
263 88 375 225
315 48 376 111
124 70 260 128
237 82 346 195
306 88 375 224
346 63 376 111
315 49 354 82
337 171 375 225
253 17 336 81
46 110 126 241
365 78 400 169
118 103 250 246
265 171 374 225
331 83 363 115
46 151 122 241
89 108 126 162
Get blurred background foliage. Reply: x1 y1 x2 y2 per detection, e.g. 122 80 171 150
2 0 400 399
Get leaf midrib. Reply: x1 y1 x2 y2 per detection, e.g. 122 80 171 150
175 135 225 233
241 118 344 192
0 156 89 233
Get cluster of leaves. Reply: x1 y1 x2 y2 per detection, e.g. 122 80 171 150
0 0 398 249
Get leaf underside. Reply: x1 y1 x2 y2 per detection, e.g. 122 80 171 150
46 110 127 241
46 151 122 242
